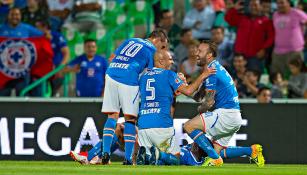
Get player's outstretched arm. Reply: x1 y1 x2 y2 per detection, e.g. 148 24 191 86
197 90 216 113
177 68 215 96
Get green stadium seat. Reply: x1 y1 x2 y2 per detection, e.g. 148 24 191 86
66 32 84 59
97 37 114 57
102 0 126 27
86 28 106 41
127 0 154 26
160 0 174 10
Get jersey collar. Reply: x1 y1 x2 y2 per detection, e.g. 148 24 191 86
208 60 217 67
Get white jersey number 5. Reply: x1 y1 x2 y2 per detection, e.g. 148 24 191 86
146 78 155 100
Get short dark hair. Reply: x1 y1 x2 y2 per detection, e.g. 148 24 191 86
84 39 97 44
288 56 303 68
247 69 261 80
160 9 172 19
211 26 225 33
260 0 272 3
257 86 271 96
148 28 169 43
200 40 217 58
9 7 21 13
269 71 282 84
233 53 245 59
180 28 192 37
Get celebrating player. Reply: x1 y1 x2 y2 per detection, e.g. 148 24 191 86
183 41 243 167
100 29 168 165
136 49 215 165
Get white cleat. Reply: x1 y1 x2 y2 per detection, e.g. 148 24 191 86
89 156 103 165
69 151 89 165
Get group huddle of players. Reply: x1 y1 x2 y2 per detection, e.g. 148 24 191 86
70 123 263 166
70 29 265 167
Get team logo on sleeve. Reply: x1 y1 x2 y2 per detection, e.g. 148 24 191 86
0 39 36 78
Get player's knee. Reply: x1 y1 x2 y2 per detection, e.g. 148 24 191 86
183 121 193 134
108 113 119 119
124 115 136 125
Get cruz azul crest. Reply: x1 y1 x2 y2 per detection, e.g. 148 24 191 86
0 39 36 78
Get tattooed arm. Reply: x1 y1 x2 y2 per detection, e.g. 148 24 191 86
192 85 206 102
197 90 216 113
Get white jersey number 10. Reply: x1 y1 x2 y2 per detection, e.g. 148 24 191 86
120 41 143 57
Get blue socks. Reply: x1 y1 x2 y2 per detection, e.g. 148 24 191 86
159 152 180 165
220 147 252 159
87 141 102 161
102 118 117 154
188 129 219 159
124 122 136 162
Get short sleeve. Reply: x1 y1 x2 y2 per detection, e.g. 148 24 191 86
296 9 307 24
68 56 82 67
168 71 184 92
58 33 67 49
204 74 217 90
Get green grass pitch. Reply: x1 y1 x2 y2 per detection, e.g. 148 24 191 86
1 161 307 175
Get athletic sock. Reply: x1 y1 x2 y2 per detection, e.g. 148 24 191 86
159 152 180 165
188 129 219 159
124 122 136 162
145 154 150 165
220 147 252 159
102 118 117 154
87 141 102 161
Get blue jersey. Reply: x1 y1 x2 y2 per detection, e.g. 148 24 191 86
138 68 183 129
0 23 43 38
106 38 156 86
204 60 240 109
69 54 108 97
51 31 67 66
180 144 204 166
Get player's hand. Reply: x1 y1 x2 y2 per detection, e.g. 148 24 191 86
242 75 249 85
234 0 244 11
174 90 181 96
202 67 216 78
256 49 266 59
177 72 188 85
175 73 187 96
194 21 202 29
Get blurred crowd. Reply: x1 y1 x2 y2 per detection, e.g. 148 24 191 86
0 0 306 101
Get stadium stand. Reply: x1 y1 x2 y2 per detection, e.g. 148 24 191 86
0 0 306 99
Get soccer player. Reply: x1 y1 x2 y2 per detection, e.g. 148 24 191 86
136 49 215 165
101 29 168 165
183 41 243 167
180 142 265 167
70 123 124 165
